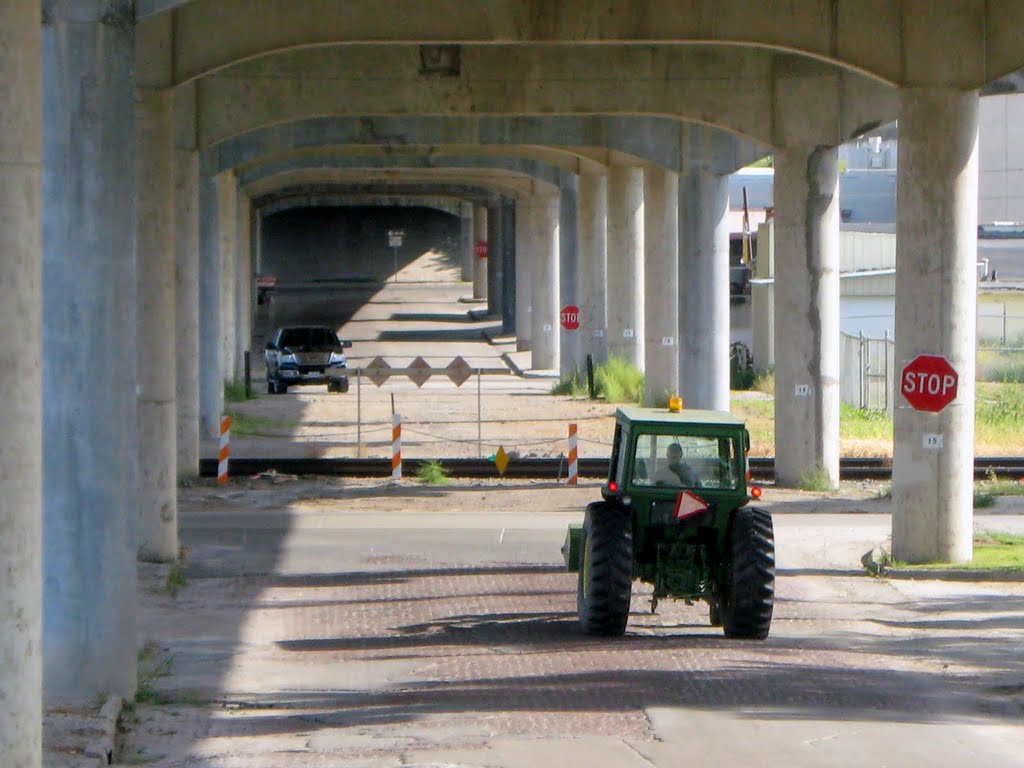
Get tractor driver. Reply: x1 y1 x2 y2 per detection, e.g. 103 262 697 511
652 442 702 487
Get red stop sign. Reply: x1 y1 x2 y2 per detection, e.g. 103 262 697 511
475 240 488 258
560 305 580 331
900 355 959 412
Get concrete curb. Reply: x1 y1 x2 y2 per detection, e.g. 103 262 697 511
501 350 526 376
43 694 124 767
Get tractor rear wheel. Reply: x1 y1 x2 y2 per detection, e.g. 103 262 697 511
721 506 775 640
577 502 633 636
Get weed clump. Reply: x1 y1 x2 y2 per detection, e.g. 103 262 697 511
416 460 450 485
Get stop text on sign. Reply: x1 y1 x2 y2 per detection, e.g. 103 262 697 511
902 371 957 397
560 305 580 331
900 354 959 413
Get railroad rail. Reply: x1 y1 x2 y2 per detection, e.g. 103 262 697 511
200 456 1024 481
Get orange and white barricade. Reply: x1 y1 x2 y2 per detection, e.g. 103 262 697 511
391 413 402 480
567 423 578 485
217 415 231 484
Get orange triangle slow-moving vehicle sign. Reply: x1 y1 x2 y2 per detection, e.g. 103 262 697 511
674 491 709 520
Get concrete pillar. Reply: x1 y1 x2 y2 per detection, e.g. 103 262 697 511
750 219 776 371
217 172 238 383
137 87 178 562
530 194 561 370
559 176 580 376
514 199 533 351
606 166 644 368
643 166 680 405
500 199 516 333
1 2 42 761
236 193 253 381
472 204 488 300
459 201 473 282
679 170 731 411
892 88 979 564
487 202 504 319
773 144 841 488
199 165 224 439
42 0 139 700
174 102 200 477
578 170 609 365
176 196 201 481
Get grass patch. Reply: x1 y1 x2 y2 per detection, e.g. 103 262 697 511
892 532 1024 571
977 350 1024 384
136 643 174 705
550 370 587 397
752 369 775 395
840 404 894 443
796 465 835 491
224 410 295 437
551 356 644 404
224 379 256 403
974 492 997 509
416 459 450 485
165 561 187 596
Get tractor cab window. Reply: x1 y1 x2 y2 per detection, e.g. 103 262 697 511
632 433 739 490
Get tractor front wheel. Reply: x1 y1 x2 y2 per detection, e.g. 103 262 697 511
577 502 633 636
721 506 775 640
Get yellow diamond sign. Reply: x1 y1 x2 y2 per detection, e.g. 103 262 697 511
494 446 510 476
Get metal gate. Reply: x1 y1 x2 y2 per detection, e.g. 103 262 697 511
841 331 895 414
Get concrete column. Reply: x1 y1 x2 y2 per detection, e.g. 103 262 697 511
750 219 776 371
892 88 979 564
773 144 841 488
472 204 487 299
643 166 680 405
501 199 516 333
514 199 533 351
459 201 473 282
578 170 609 365
487 203 503 318
530 194 561 370
606 166 644 368
42 0 139 700
175 147 200 476
236 193 252 381
0 2 42 761
559 175 580 376
136 87 178 562
679 170 731 411
199 165 224 439
217 172 238 383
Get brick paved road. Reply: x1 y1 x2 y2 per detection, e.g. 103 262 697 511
117 480 1024 767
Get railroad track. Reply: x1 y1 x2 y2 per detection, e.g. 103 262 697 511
200 456 1024 481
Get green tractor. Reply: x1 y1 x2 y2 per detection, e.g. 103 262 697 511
562 405 775 639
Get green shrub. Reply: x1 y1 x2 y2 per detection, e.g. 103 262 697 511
752 369 775 395
730 342 756 390
594 356 644 403
551 370 586 396
416 460 450 485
